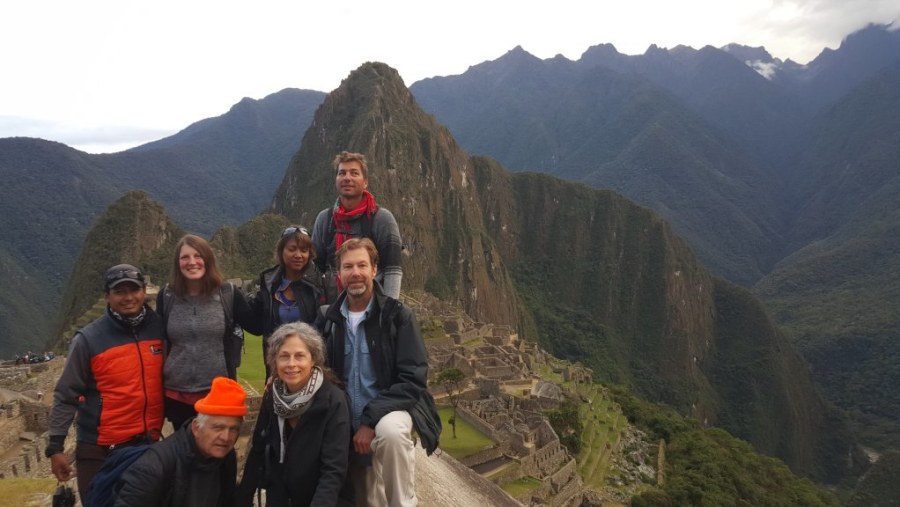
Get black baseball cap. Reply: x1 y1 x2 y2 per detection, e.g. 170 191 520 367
105 264 146 290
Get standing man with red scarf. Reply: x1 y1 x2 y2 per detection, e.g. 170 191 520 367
312 151 403 301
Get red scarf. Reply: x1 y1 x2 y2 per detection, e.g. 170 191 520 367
332 191 378 290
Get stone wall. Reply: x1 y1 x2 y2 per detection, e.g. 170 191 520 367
433 387 481 406
500 379 534 397
442 353 475 377
480 365 517 379
550 458 577 492
484 336 504 347
0 401 27 456
0 435 48 479
548 466 584 507
427 335 456 348
20 401 49 433
456 405 503 442
242 395 264 437
443 318 465 334
478 378 500 397
533 440 565 476
0 367 29 387
457 328 481 342
458 445 506 468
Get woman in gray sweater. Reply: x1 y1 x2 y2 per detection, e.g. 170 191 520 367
156 234 256 430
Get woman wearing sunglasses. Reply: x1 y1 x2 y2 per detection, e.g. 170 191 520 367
249 226 326 377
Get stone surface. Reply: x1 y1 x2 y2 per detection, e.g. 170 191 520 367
416 446 522 506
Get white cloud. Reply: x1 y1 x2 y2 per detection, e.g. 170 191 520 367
747 60 780 80
0 116 174 153
1 0 898 153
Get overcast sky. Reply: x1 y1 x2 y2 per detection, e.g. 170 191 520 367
1 0 898 153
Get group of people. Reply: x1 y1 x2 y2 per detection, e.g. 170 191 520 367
14 350 54 364
46 151 440 507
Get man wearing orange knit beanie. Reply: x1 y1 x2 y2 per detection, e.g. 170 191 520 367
111 377 247 506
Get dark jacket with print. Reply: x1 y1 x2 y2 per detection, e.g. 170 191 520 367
247 265 325 370
237 379 351 507
112 421 237 507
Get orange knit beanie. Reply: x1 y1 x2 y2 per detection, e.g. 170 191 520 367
194 377 248 416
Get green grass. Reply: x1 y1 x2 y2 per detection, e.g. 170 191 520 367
236 332 267 394
438 407 495 458
575 384 626 490
461 338 482 348
501 476 542 497
536 362 564 384
0 478 58 506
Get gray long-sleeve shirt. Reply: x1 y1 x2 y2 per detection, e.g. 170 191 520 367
312 205 403 299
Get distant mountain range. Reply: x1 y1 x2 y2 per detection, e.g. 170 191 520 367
0 88 324 354
409 23 900 450
0 20 896 486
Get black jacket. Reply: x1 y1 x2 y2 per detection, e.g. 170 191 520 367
250 265 325 337
319 285 428 430
237 380 351 507
247 266 325 369
113 422 237 507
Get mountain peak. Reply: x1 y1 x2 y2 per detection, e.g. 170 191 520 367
721 43 776 63
496 45 541 67
272 62 522 325
643 43 671 60
505 44 529 56
809 22 900 67
56 190 184 340
721 43 783 79
579 43 623 64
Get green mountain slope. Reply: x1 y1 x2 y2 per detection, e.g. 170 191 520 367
0 89 323 357
55 191 184 343
107 88 325 233
755 64 900 449
846 450 900 506
411 48 784 286
0 248 49 355
614 388 839 506
471 162 855 483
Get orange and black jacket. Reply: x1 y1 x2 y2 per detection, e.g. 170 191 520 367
48 307 165 449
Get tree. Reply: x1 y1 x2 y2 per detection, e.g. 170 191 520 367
546 398 583 454
437 367 466 438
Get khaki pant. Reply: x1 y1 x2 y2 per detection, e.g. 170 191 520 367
350 411 416 507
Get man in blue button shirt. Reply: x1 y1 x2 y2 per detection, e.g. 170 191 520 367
320 238 429 506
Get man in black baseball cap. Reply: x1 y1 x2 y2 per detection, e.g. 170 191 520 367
104 264 146 290
47 263 165 504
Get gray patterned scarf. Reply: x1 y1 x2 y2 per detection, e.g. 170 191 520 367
273 366 324 463
272 366 324 419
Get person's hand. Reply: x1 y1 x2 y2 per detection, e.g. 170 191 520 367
353 425 376 455
50 453 73 482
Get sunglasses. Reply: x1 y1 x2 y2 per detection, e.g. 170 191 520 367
282 226 310 237
106 269 145 284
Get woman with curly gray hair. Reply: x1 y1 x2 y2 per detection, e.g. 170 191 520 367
237 322 351 506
